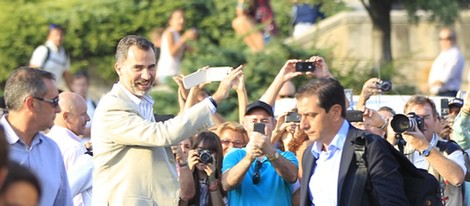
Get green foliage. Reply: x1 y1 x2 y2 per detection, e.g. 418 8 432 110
401 0 461 25
0 0 352 121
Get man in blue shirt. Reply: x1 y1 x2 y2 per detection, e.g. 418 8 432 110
297 78 408 206
1 67 73 206
222 100 298 205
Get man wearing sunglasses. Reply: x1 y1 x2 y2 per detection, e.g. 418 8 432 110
0 67 73 206
222 100 298 206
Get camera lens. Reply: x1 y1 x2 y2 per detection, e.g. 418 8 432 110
199 150 213 164
390 114 411 133
378 81 392 92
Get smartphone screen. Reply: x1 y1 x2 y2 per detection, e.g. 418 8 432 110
441 98 449 117
253 123 266 135
295 62 315 72
285 112 300 123
346 110 364 122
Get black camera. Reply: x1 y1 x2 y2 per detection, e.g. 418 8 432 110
377 80 392 92
295 62 315 72
285 112 301 123
346 110 364 122
390 112 424 133
198 150 213 164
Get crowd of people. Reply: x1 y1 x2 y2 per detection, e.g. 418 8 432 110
0 4 469 206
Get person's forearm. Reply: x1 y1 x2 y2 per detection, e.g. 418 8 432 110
452 111 470 150
179 166 196 201
208 178 225 206
270 155 298 183
222 156 252 191
355 94 367 109
237 87 248 123
425 148 464 186
64 71 73 91
260 75 285 106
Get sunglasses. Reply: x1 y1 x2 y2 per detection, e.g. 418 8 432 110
33 96 59 107
252 160 263 184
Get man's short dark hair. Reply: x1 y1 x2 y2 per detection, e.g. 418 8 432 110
296 78 346 118
4 67 55 111
115 35 155 64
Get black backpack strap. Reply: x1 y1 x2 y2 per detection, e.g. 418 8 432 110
349 135 368 206
41 44 51 69
436 140 462 155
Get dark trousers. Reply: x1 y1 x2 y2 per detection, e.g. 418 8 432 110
438 90 458 97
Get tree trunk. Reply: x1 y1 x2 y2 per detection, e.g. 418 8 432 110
369 0 393 70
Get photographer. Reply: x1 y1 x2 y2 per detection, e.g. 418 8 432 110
222 101 298 206
355 77 391 109
183 132 225 206
386 95 466 206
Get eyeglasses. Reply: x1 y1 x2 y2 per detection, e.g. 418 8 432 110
279 95 294 99
252 160 262 184
439 37 451 41
221 140 246 148
33 96 59 107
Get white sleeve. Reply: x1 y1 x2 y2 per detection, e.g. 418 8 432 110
29 45 49 67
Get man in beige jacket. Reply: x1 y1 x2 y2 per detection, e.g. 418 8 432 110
92 35 243 206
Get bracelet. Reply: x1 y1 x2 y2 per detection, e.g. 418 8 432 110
209 179 220 192
178 162 188 168
208 96 218 109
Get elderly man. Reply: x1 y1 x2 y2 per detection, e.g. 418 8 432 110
0 67 72 206
387 95 466 206
222 100 299 205
92 35 243 206
48 92 91 206
428 28 464 97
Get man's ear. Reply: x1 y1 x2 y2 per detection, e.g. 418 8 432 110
330 104 343 121
114 62 122 77
24 96 36 112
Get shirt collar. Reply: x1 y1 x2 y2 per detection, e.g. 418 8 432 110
49 125 82 142
0 115 42 147
45 40 60 51
311 120 349 159
115 83 154 106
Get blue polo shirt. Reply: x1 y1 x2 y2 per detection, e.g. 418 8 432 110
222 148 298 206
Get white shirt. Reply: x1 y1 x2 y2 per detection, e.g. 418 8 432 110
48 126 90 206
157 29 183 83
309 120 349 206
428 46 464 93
410 134 467 175
30 40 70 89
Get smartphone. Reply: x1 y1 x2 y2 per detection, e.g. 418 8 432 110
441 98 449 117
183 67 232 89
285 112 300 123
295 62 315 72
206 67 231 82
346 110 364 122
253 123 266 135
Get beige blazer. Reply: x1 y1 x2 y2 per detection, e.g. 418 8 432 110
91 85 213 206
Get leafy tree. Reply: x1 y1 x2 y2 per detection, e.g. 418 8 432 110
0 0 365 121
359 0 465 69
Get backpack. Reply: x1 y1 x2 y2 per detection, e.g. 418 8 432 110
40 44 51 69
351 134 442 206
436 140 470 181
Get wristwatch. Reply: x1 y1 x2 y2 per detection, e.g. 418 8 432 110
421 145 434 157
267 151 280 161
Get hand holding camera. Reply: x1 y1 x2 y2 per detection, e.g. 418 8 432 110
388 113 429 151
